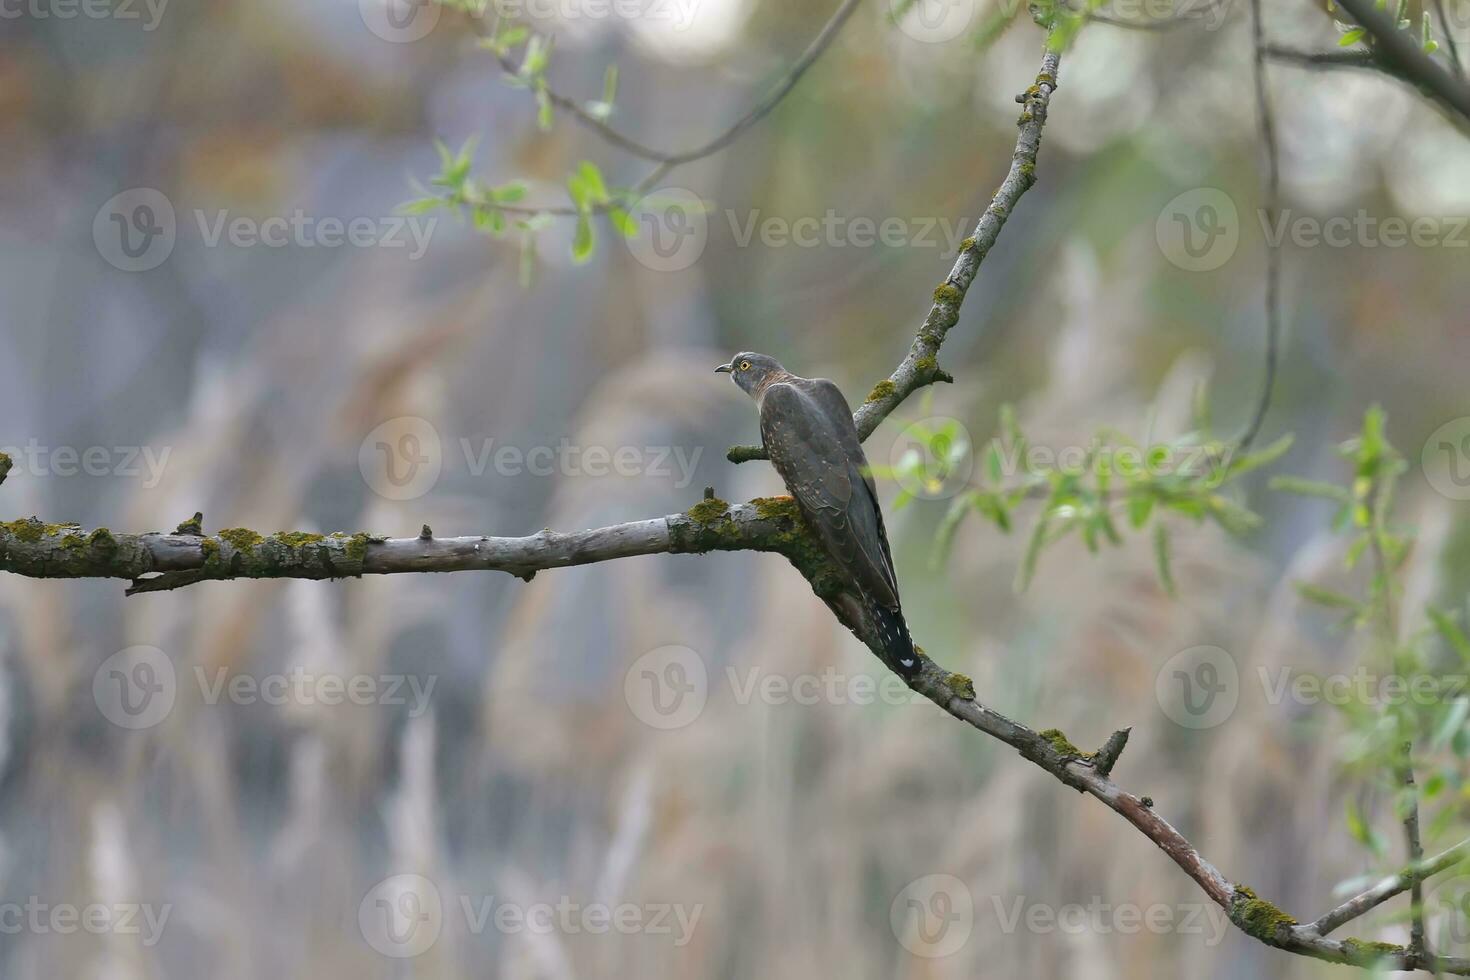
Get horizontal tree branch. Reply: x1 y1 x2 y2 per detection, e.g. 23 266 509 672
0 500 807 596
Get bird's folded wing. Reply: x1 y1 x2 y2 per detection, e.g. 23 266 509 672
759 380 900 608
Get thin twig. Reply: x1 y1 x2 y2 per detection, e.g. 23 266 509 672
1402 746 1433 969
1432 0 1466 79
1308 838 1470 937
1333 0 1470 122
1241 0 1281 453
470 0 863 215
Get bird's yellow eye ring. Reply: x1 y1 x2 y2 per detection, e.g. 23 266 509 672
739 360 751 371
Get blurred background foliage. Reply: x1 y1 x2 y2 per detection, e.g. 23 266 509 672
2 0 1470 976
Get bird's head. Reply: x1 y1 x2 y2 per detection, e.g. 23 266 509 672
715 352 785 396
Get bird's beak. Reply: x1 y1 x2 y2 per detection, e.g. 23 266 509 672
714 363 732 374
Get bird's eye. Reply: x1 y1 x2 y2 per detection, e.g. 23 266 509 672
739 360 751 371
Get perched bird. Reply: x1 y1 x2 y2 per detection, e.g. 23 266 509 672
717 352 919 677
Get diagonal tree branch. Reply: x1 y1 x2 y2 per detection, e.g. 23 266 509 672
727 49 1063 463
1308 838 1470 937
1332 0 1470 123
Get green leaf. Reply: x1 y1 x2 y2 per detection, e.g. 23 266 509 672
1015 513 1050 593
1339 27 1366 46
602 63 619 106
536 83 553 131
1226 433 1294 478
571 211 594 263
1433 698 1470 749
1346 799 1387 856
496 25 529 49
1153 522 1176 597
1128 491 1155 529
519 232 537 287
1296 583 1362 612
398 196 446 216
575 160 609 204
607 206 638 238
491 182 528 204
1269 476 1353 502
1430 608 1470 662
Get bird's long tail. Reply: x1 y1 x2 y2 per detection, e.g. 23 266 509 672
867 598 920 678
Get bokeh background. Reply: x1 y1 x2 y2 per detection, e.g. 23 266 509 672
2 0 1470 976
